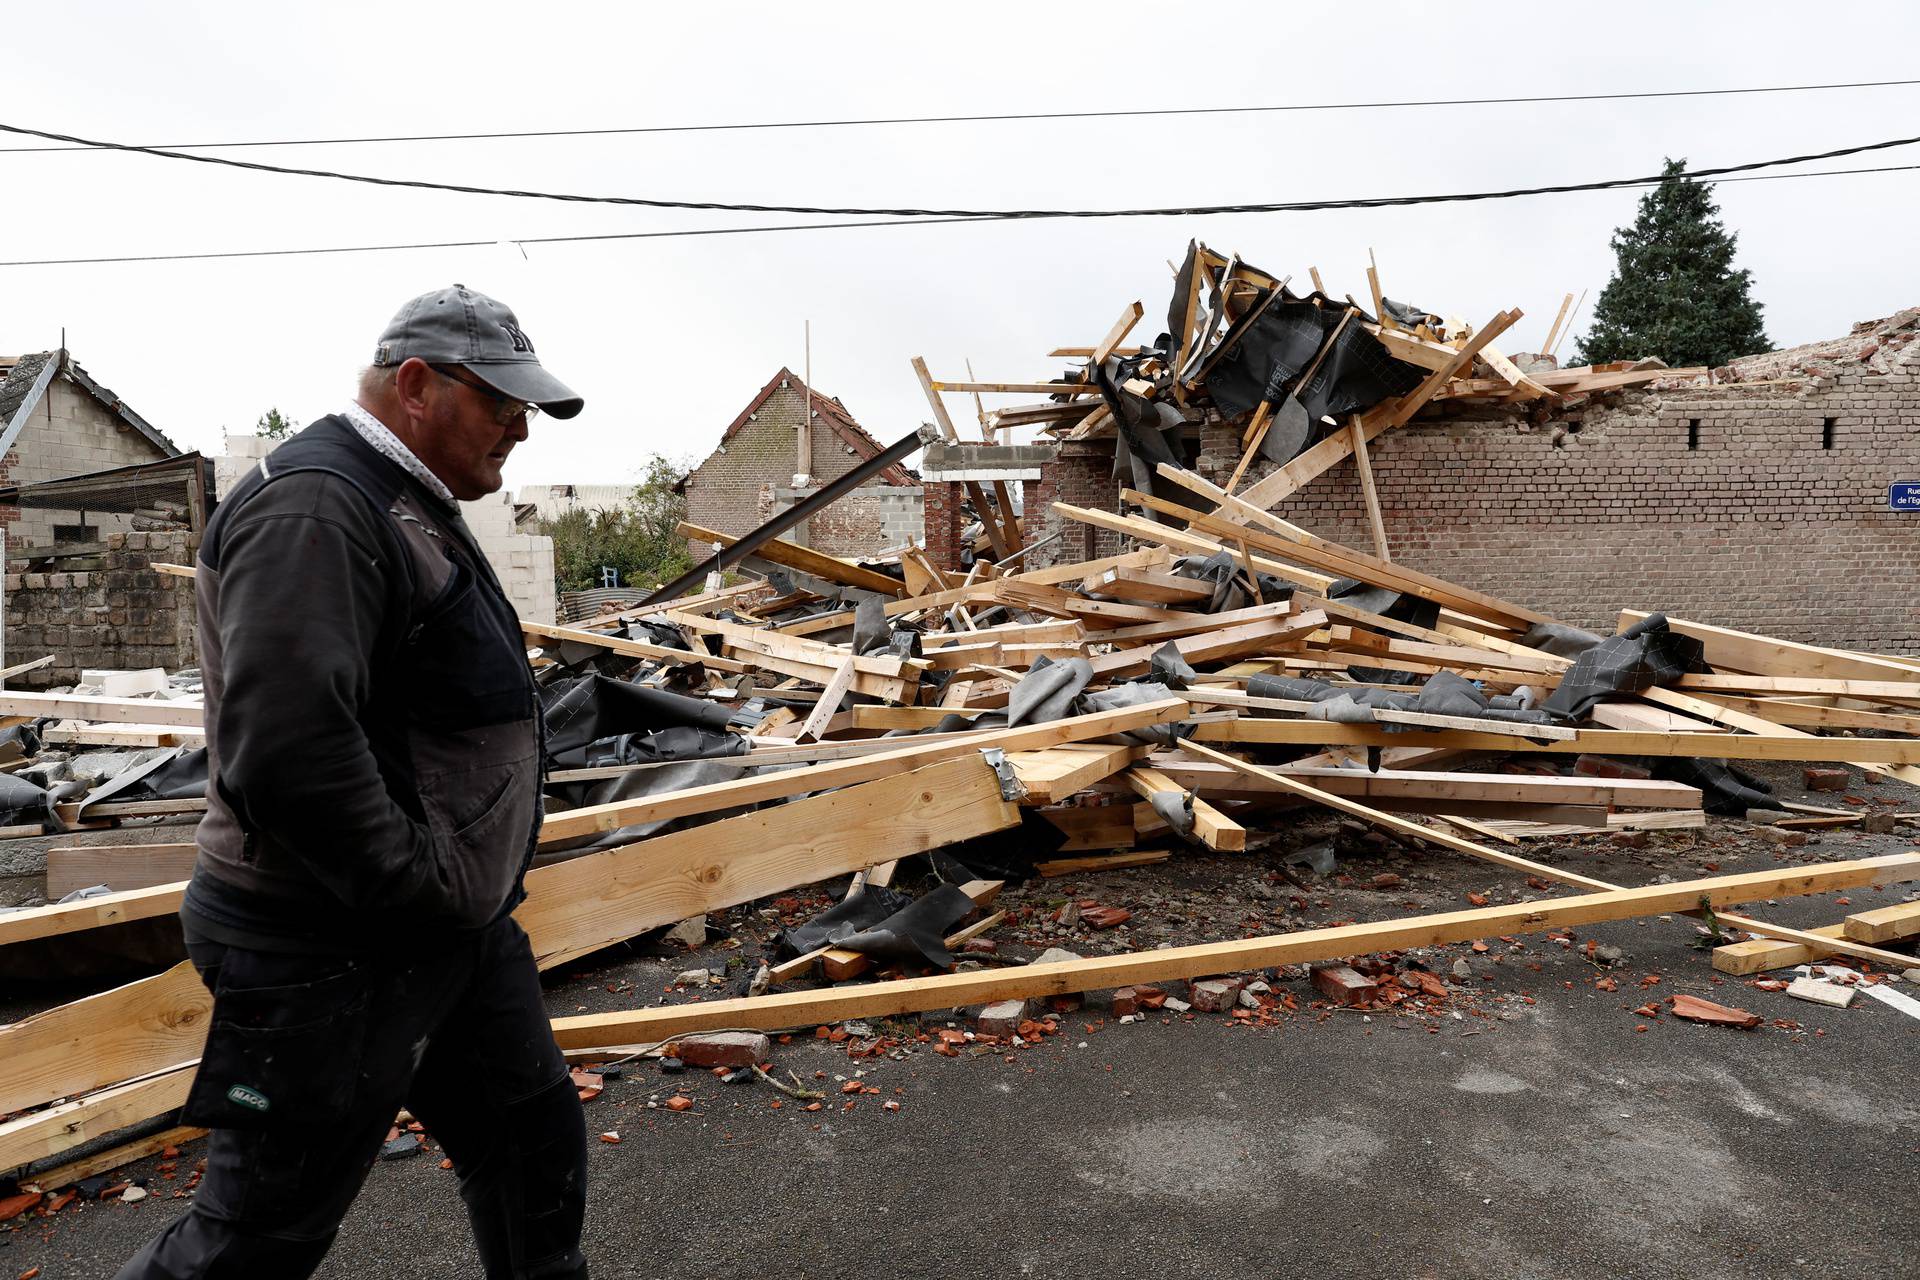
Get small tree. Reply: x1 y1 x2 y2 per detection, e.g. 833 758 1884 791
1575 158 1770 369
541 456 694 592
255 408 299 439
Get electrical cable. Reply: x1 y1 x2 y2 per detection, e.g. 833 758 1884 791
0 118 1917 219
1 77 1915 153
1 160 1915 269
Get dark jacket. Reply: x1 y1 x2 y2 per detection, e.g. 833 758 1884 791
182 415 541 949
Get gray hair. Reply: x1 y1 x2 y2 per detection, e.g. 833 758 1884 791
357 364 399 399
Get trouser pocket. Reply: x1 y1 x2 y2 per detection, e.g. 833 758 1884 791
182 949 372 1132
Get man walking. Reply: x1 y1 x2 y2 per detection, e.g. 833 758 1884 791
117 286 590 1279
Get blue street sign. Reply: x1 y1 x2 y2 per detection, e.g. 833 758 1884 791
1891 483 1920 511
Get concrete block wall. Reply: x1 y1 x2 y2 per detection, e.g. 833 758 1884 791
217 434 556 624
4 379 176 549
4 530 198 687
461 490 556 623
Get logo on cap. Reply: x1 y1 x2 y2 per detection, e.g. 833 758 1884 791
500 321 535 354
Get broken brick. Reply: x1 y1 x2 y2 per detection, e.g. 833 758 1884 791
1188 977 1244 1013
1803 768 1848 792
975 999 1029 1037
673 1032 772 1070
664 1095 695 1112
1080 905 1131 930
1310 965 1377 1006
0 1192 41 1222
1110 987 1141 1017
1668 993 1762 1029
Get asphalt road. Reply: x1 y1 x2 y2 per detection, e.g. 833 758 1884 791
5 872 1916 1280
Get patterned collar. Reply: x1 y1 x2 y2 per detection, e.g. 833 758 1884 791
340 403 456 504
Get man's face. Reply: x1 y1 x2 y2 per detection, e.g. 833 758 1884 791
416 368 530 501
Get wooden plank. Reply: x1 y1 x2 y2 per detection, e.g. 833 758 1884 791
675 520 904 597
1179 740 1913 967
1668 674 1920 702
543 855 1920 1049
1640 687 1920 791
1082 566 1214 606
929 381 1101 396
1085 611 1326 682
1008 744 1143 803
0 1069 195 1173
1144 492 1551 631
1035 849 1170 877
1181 689 1578 741
521 620 753 675
1177 739 1615 890
794 657 857 743
1124 766 1244 852
0 962 211 1118
537 698 1186 847
1142 759 1701 809
0 882 186 948
1090 300 1145 367
19 1123 207 1194
1035 804 1137 852
1842 901 1920 945
911 355 960 443
1346 416 1391 560
41 725 202 749
1540 292 1575 357
1695 696 1920 736
1190 718 1920 764
1713 924 1853 975
46 843 198 898
883 548 1167 619
994 577 1193 627
0 691 203 727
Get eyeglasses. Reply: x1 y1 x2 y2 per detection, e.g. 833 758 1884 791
429 364 541 426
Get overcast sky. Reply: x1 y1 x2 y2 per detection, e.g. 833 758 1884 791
3 1 1916 493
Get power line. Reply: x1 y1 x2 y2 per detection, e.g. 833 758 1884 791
2 160 1914 270
2 78 1916 154
0 118 1916 218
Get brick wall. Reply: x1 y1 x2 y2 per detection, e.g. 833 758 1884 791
5 379 175 549
5 531 198 686
773 484 922 558
923 482 966 570
1028 442 1128 569
1035 341 1920 652
683 378 913 557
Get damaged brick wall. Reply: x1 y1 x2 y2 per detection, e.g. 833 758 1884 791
774 484 922 558
1027 441 1128 569
5 530 199 687
1208 343 1920 652
1032 328 1919 652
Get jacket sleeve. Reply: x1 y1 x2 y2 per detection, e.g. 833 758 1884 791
210 473 446 912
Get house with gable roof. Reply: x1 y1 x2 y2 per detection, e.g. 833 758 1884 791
676 368 921 560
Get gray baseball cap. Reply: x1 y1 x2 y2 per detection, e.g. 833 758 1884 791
372 284 584 419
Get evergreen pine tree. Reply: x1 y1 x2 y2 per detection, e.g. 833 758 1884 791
1574 158 1770 368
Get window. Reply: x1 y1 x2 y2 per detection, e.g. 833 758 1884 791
1687 419 1700 451
1822 417 1836 449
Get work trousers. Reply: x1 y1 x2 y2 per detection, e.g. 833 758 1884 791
114 915 588 1279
